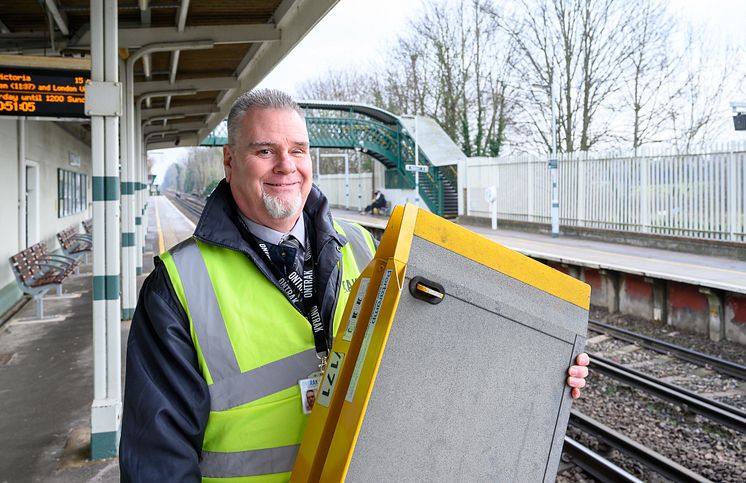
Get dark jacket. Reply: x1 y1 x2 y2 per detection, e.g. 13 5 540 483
119 180 352 482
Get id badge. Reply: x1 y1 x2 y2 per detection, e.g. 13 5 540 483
298 371 322 414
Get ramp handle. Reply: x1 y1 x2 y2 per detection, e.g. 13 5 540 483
409 276 445 305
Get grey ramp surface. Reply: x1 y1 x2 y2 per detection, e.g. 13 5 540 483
344 236 587 482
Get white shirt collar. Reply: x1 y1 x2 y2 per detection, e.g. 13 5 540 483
240 212 306 248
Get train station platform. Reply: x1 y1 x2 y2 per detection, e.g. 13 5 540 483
0 196 195 482
332 208 746 295
0 196 743 481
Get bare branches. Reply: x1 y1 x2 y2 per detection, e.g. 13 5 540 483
296 0 739 156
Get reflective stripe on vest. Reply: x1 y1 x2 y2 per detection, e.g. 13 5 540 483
170 240 240 382
171 240 322 411
335 220 375 272
201 445 299 478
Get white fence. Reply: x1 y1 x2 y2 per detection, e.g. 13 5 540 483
316 173 374 211
462 142 746 242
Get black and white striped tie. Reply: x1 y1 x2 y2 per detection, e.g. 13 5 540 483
278 235 303 277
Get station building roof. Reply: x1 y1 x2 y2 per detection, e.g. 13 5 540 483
0 0 339 149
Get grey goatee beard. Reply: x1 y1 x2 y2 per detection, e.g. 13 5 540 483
262 190 302 219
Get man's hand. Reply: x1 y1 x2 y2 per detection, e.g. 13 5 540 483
567 352 589 399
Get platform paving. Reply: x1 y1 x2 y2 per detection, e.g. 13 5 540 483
0 197 196 482
333 208 746 295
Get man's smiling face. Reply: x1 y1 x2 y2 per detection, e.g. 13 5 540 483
223 107 312 232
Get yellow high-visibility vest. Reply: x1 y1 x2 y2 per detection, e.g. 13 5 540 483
160 220 375 482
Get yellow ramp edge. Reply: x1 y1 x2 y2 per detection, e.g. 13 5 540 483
292 204 590 482
291 205 416 482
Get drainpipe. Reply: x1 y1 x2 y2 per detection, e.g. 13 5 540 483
17 118 26 249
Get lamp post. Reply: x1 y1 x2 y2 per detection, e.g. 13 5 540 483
355 144 363 211
533 78 560 237
731 101 746 131
314 148 320 184
549 78 559 237
401 114 420 207
414 115 420 207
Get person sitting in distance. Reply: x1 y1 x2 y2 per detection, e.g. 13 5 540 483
362 190 387 214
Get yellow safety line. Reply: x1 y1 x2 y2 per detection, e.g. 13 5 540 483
154 196 165 254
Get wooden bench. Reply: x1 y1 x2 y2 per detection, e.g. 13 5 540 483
9 243 78 319
56 226 92 263
31 242 80 277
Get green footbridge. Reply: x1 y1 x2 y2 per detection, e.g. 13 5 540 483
202 101 462 218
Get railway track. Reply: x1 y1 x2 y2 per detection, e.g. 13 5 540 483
166 191 204 223
579 327 745 481
589 319 746 380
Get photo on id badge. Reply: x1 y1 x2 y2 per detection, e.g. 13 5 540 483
299 376 320 414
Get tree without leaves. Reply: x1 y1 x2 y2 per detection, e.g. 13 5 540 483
384 0 516 156
160 148 223 195
297 69 376 105
620 0 678 151
295 0 740 158
666 26 737 153
500 0 634 153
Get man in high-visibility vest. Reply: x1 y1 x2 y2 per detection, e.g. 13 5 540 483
119 89 589 482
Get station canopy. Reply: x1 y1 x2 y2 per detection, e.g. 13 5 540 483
0 0 339 149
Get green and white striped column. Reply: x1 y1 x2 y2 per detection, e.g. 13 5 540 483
120 174 136 320
135 120 145 275
89 0 122 460
120 40 138 321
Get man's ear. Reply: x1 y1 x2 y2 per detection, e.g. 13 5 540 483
223 144 233 182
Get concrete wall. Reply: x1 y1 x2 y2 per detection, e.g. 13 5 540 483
665 282 708 335
316 173 373 211
25 120 92 246
317 162 432 213
541 259 746 346
0 119 91 315
725 294 746 345
620 275 654 320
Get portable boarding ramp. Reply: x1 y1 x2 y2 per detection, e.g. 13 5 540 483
292 204 590 482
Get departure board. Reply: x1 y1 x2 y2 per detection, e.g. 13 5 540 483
0 67 90 118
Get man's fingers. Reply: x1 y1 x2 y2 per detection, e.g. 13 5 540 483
567 376 586 388
575 352 590 366
568 365 589 378
571 387 581 399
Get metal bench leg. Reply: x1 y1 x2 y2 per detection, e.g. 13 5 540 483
34 294 44 319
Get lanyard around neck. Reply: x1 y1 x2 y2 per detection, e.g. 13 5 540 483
253 233 329 358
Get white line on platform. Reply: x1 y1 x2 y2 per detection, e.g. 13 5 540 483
10 314 70 325
43 293 83 300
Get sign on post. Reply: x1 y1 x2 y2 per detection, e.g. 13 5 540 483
404 164 428 173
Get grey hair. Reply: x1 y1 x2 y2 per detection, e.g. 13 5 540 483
226 88 305 145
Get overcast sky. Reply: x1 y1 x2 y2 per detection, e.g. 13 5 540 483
259 0 746 96
152 0 746 176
